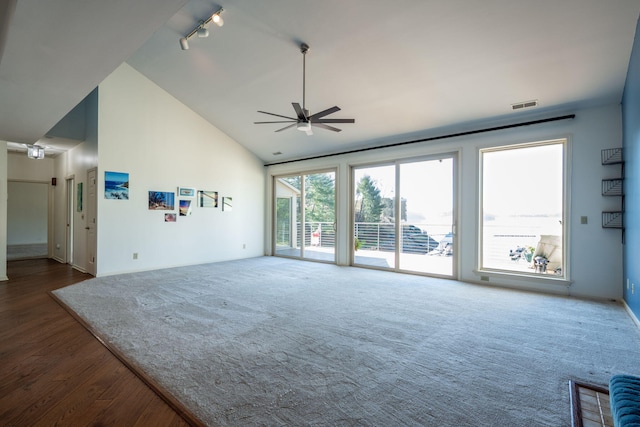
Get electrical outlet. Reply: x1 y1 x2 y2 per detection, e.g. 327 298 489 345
133 253 138 260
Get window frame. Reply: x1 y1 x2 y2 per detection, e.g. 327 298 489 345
477 138 570 282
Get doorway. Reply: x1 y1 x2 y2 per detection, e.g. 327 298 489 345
353 155 456 277
66 177 75 264
274 170 336 263
6 181 49 260
86 168 97 276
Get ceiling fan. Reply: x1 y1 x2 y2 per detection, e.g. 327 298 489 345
254 43 355 136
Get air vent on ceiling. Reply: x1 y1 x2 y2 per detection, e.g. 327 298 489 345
272 151 282 156
511 100 538 110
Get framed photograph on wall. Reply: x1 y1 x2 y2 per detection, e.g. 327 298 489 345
165 213 177 222
148 191 175 210
178 187 196 198
223 196 232 212
77 182 83 212
105 171 129 200
199 190 218 208
179 200 192 216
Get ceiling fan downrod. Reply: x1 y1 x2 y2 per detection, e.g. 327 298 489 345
301 43 309 116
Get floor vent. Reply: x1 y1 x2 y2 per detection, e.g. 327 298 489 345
511 100 538 110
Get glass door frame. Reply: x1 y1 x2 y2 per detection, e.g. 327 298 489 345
350 152 458 278
272 168 338 264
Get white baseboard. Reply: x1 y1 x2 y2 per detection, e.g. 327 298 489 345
622 299 640 330
52 256 65 264
72 264 86 273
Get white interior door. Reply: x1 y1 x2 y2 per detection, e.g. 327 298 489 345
86 168 97 276
66 177 74 264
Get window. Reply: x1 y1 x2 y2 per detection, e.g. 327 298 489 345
480 140 566 278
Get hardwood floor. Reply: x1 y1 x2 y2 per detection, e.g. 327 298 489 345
0 259 191 426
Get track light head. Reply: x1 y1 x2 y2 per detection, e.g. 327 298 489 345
197 26 209 38
178 7 223 50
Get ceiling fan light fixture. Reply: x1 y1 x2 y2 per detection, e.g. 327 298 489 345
296 121 311 132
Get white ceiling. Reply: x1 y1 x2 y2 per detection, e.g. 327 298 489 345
2 0 639 163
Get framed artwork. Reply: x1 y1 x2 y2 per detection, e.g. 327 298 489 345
148 191 175 210
77 182 83 212
223 196 232 212
178 187 196 198
179 200 192 216
105 171 129 200
199 190 218 208
165 213 177 222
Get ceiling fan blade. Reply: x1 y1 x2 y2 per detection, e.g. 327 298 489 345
311 122 342 132
292 103 307 120
257 110 297 121
308 106 340 120
254 120 296 124
314 118 355 124
275 123 297 132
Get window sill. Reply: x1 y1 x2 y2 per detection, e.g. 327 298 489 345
474 268 573 287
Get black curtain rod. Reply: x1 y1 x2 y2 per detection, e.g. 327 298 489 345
264 114 576 167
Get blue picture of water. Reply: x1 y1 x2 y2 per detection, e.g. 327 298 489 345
105 171 129 200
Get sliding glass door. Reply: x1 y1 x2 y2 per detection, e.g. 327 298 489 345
353 156 455 277
399 158 454 275
274 170 336 262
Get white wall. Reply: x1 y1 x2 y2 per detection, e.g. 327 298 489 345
7 181 48 245
96 63 265 276
0 141 7 280
52 89 99 270
7 152 55 181
266 104 624 300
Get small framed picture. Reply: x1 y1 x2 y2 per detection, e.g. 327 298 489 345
179 200 192 216
149 191 175 210
178 187 196 198
223 196 232 212
165 213 177 222
199 190 218 208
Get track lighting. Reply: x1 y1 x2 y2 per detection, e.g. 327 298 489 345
179 7 223 50
27 144 45 159
197 26 209 38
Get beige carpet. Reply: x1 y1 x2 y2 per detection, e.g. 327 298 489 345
53 257 640 426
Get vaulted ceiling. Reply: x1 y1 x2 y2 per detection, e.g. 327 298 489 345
2 0 639 162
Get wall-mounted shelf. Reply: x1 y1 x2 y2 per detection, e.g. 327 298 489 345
601 148 624 240
602 178 623 196
602 211 623 229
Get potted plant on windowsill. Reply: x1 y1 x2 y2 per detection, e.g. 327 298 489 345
524 246 535 263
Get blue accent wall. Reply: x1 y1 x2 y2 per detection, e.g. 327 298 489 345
623 16 640 318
